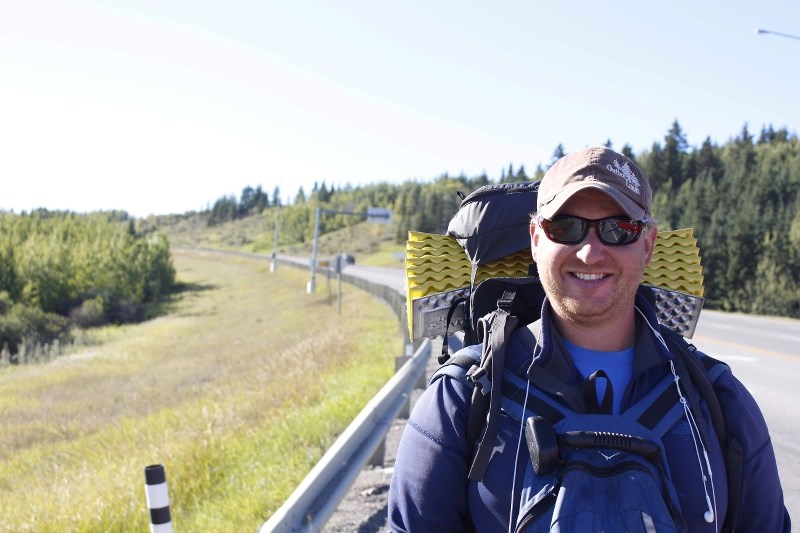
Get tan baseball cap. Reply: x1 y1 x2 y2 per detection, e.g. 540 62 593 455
537 146 652 221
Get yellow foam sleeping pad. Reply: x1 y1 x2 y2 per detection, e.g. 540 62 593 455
406 228 704 340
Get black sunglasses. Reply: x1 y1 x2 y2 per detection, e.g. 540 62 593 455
538 215 646 246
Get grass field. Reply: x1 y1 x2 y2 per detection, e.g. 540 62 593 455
0 250 401 532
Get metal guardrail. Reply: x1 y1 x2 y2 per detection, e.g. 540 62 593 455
259 338 431 532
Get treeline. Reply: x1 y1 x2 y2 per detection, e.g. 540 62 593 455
0 210 176 359
207 185 281 226
638 122 800 316
207 120 800 318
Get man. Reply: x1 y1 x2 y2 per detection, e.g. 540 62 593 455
388 146 789 531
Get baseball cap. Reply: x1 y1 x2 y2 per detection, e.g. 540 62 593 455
537 146 652 221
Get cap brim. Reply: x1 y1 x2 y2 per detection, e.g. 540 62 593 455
538 181 646 220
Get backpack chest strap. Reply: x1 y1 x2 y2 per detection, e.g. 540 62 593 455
501 370 686 441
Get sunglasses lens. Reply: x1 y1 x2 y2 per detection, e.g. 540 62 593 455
544 217 587 244
598 218 642 245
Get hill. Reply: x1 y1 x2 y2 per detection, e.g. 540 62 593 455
144 210 405 269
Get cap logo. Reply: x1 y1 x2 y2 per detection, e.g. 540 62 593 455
607 159 641 194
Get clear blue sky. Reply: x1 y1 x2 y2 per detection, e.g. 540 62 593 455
1 0 798 217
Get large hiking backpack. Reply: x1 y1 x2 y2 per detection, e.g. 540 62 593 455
435 295 740 532
404 181 742 532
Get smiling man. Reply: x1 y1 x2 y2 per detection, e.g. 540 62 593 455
389 147 789 532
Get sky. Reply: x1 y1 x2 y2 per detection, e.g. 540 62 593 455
1 0 798 218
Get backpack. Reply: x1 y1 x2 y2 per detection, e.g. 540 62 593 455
435 293 741 532
404 182 743 532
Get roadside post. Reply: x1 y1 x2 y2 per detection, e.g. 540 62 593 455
270 205 280 273
144 464 173 533
307 206 322 293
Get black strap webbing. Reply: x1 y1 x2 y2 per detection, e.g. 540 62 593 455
583 370 613 414
723 437 744 532
500 377 565 425
636 383 681 430
440 296 468 364
467 308 518 480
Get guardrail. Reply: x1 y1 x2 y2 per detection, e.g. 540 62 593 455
259 338 431 532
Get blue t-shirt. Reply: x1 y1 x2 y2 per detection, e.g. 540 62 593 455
563 338 634 414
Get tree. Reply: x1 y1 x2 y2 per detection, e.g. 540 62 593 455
239 186 256 216
696 137 724 184
621 144 635 160
239 186 268 215
499 164 517 184
551 144 566 164
253 186 268 213
662 120 689 190
208 196 238 226
315 182 332 202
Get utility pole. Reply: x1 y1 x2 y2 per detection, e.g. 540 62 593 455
270 205 280 273
307 206 321 294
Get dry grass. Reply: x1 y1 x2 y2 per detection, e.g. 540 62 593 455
0 250 400 532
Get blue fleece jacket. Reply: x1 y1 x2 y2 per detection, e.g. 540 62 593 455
388 292 790 532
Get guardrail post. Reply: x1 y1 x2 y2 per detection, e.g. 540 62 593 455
412 339 428 390
368 438 385 467
394 351 412 420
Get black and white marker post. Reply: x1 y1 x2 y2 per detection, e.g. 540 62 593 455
144 464 174 532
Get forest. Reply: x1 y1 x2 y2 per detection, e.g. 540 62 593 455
207 120 800 318
0 211 175 360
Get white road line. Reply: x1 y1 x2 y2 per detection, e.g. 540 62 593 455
715 355 759 362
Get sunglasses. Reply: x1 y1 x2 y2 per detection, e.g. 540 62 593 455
538 215 647 246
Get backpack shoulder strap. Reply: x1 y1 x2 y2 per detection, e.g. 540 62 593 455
439 296 470 364
431 281 533 482
662 328 728 445
466 306 519 480
429 344 481 388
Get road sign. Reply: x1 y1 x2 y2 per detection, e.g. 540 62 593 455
367 207 392 224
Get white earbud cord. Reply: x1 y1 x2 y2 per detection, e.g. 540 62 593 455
510 377 532 533
671 360 719 531
637 307 719 532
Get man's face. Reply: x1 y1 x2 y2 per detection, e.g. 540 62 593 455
530 189 656 329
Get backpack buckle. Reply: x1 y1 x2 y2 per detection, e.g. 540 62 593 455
466 365 491 396
497 289 516 311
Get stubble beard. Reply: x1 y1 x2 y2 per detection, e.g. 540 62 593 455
541 265 645 329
